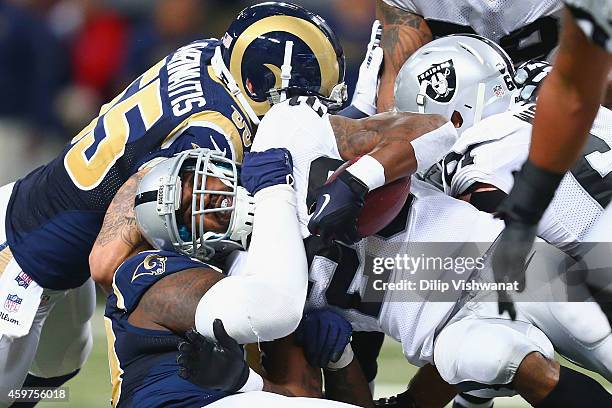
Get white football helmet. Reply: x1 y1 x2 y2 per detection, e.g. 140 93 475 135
394 34 517 134
134 148 254 260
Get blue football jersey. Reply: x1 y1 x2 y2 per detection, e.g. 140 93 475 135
105 250 228 408
5 39 255 290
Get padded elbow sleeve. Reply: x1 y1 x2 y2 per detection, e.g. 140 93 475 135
195 276 303 344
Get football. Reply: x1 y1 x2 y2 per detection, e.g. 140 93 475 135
327 157 412 238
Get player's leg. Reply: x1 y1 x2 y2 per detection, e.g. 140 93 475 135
0 182 65 407
434 303 612 406
207 391 362 408
12 279 96 407
0 280 65 408
582 204 612 325
518 301 612 382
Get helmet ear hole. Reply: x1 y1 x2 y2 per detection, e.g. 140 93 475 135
451 111 463 128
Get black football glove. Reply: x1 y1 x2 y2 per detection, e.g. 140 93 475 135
177 319 249 392
307 170 368 245
493 160 563 319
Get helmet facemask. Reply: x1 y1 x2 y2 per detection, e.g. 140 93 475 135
136 149 254 261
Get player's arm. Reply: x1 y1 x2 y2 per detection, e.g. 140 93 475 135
260 335 323 397
493 9 612 315
308 112 454 243
323 361 374 408
529 9 611 174
127 266 224 333
376 0 432 112
127 266 303 395
89 169 151 292
331 111 451 183
195 149 308 345
294 309 374 407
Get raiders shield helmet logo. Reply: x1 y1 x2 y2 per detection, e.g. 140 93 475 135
417 60 456 103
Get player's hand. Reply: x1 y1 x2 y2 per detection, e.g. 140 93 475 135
351 20 383 116
492 219 536 319
374 390 418 407
241 148 294 195
513 60 552 105
308 171 368 245
492 160 562 320
177 320 249 392
295 308 353 369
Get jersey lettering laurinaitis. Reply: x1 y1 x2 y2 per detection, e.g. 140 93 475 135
4 40 254 290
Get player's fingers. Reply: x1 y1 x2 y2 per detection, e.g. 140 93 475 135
316 319 333 367
176 353 192 370
370 20 382 45
324 327 341 365
294 318 306 346
178 341 194 354
185 329 206 348
370 47 384 72
178 366 190 379
213 319 238 349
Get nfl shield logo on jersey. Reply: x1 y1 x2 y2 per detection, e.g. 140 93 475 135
14 271 33 289
4 294 23 313
418 60 456 103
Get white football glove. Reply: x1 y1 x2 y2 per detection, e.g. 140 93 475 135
351 20 383 116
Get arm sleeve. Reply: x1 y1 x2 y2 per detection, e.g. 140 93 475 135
195 185 308 344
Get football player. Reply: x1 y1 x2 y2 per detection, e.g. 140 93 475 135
375 0 562 111
371 34 612 407
429 60 612 407
0 2 347 405
103 147 369 407
493 1 612 324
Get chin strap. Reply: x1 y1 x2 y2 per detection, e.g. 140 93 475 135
280 41 294 103
211 46 261 126
416 81 428 114
472 82 486 124
228 187 255 249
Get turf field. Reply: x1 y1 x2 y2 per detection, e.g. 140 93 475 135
39 305 607 407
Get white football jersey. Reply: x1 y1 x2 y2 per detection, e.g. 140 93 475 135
249 96 342 238
565 0 612 52
305 179 503 366
236 98 504 366
442 104 612 256
383 0 562 63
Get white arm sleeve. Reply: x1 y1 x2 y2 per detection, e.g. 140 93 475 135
410 121 458 173
195 184 308 344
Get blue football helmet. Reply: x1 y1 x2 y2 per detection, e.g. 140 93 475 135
212 2 346 124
